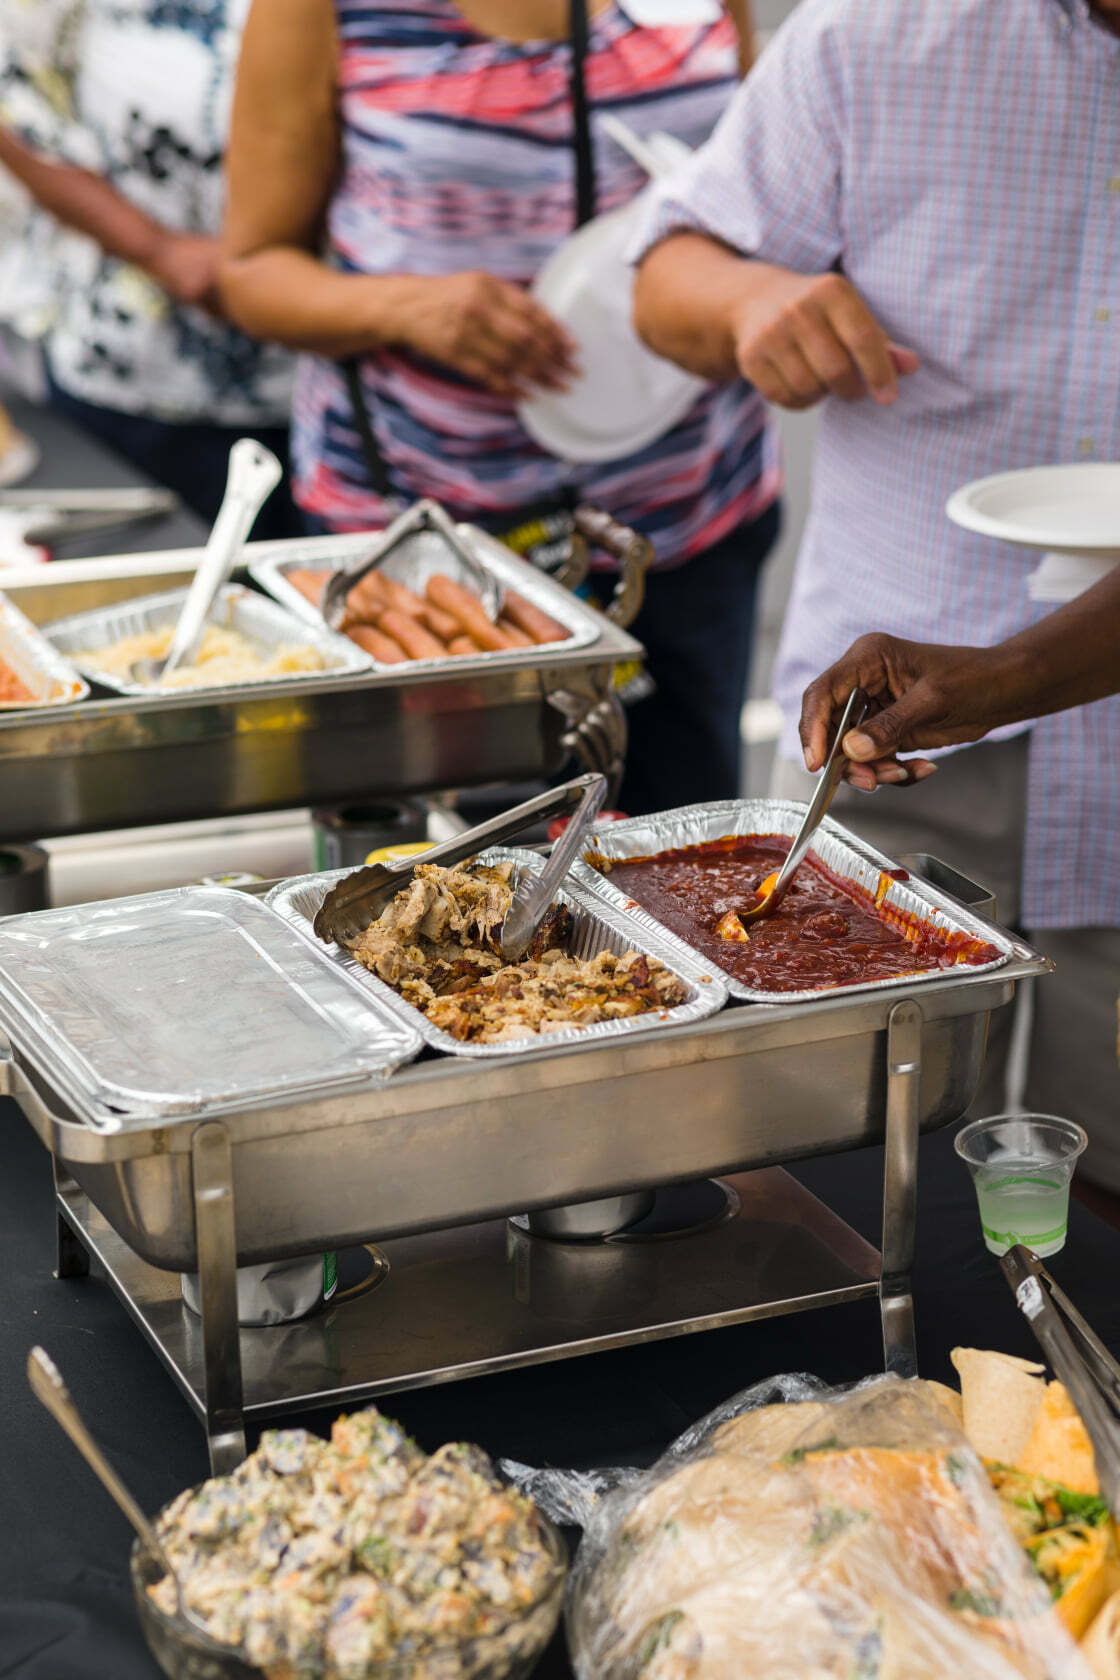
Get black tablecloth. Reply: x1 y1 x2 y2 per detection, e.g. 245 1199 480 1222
3 1098 1119 1680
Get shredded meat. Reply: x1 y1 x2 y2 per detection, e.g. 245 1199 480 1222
343 859 687 1044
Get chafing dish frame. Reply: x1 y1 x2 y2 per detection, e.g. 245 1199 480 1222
0 530 640 841
0 857 1050 1473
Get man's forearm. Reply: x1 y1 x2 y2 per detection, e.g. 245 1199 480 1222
633 232 756 380
986 567 1120 723
0 124 168 270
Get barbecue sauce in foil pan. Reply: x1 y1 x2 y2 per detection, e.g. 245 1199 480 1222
572 799 1012 1004
596 836 999 994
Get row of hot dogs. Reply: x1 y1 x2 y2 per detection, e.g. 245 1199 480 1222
284 566 571 664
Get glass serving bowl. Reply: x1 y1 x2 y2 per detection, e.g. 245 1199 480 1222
130 1503 568 1680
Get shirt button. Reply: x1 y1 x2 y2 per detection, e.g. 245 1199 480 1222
1109 177 1120 193
1095 306 1112 322
1078 435 1095 455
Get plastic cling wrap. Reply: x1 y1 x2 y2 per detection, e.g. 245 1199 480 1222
567 1374 1089 1680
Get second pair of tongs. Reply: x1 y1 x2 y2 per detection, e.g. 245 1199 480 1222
313 772 607 960
1001 1244 1120 1512
320 498 502 629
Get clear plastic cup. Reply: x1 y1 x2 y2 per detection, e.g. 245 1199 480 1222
955 1113 1087 1258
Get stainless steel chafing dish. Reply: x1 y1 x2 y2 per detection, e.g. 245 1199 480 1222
0 520 642 842
0 829 1049 1474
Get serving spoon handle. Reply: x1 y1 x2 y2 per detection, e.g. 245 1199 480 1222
738 687 869 925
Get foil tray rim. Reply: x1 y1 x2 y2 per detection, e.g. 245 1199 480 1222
570 797 1016 1005
0 589 90 710
265 848 727 1059
246 523 602 670
41 582 373 698
0 884 425 1131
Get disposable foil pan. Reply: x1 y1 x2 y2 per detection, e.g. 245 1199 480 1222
0 589 89 710
42 582 372 697
571 798 1014 1005
266 846 727 1059
0 886 423 1131
247 524 600 671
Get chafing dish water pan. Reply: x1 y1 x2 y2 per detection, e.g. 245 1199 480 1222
573 799 1018 1005
0 887 422 1131
266 847 727 1059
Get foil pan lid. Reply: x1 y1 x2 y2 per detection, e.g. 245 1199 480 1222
0 886 423 1129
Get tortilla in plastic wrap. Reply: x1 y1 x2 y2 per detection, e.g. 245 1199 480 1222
567 1374 1089 1680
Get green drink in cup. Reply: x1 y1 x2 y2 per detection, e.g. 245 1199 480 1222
955 1114 1087 1258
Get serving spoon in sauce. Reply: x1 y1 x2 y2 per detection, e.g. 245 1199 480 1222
719 687 870 938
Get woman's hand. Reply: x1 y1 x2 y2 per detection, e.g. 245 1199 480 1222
798 633 1004 790
146 232 223 312
388 271 579 396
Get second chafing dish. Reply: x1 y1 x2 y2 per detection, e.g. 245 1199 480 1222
573 798 1020 1005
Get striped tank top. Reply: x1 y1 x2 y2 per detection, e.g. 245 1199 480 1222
291 0 779 566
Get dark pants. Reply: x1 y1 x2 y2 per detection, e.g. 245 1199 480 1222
46 373 304 542
614 501 780 816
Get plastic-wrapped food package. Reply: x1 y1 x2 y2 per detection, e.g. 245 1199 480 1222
567 1373 1090 1680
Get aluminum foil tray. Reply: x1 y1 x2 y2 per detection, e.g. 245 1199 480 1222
42 582 372 697
0 887 423 1131
266 846 727 1059
0 589 88 710
247 523 600 671
571 798 1014 1005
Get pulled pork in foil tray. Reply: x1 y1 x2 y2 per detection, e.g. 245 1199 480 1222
344 861 687 1044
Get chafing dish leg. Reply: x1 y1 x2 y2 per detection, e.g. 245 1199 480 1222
191 1123 247 1475
880 999 923 1377
52 1163 90 1279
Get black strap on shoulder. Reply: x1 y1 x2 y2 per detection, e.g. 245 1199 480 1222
569 0 597 227
344 8 598 501
343 357 394 500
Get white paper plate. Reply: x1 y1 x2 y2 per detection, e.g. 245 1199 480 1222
517 188 707 464
946 464 1120 557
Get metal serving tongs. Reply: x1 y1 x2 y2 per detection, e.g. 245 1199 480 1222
27 1346 259 1677
734 686 870 927
0 484 179 549
320 498 502 629
314 771 607 958
1001 1245 1120 1513
129 438 282 685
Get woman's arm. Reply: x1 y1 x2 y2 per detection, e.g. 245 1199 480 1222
798 565 1120 789
220 0 576 392
724 0 757 75
0 123 219 307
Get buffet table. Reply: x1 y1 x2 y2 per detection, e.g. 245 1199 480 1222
3 1103 1119 1679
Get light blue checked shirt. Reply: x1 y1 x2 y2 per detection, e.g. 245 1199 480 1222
636 0 1120 928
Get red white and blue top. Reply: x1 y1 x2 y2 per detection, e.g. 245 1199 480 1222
290 0 779 565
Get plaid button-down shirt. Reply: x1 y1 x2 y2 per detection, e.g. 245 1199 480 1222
636 0 1120 928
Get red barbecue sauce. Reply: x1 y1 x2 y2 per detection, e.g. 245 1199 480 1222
597 835 999 993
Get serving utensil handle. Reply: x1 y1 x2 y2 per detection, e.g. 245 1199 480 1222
313 773 608 943
160 438 282 680
500 773 607 959
27 1346 161 1551
571 506 652 628
773 687 869 895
